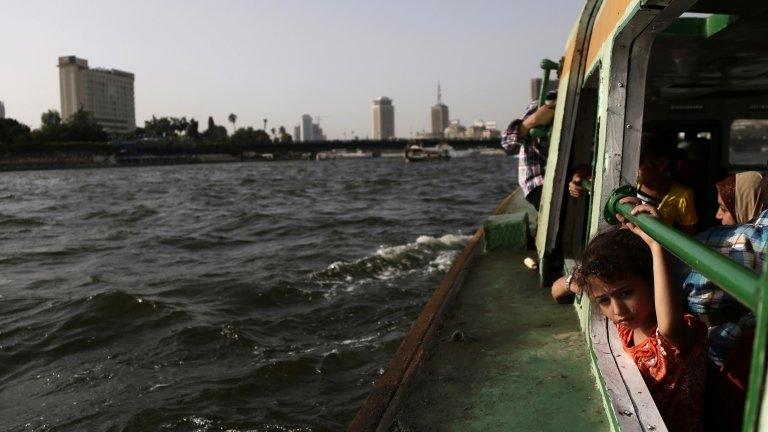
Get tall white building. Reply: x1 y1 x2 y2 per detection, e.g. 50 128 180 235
300 114 314 141
372 97 395 140
296 114 326 142
0 100 5 119
293 125 301 142
58 56 136 134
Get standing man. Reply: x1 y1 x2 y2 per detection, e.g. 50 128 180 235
501 91 557 209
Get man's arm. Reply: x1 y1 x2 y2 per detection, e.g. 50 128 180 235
568 165 592 198
519 103 556 138
501 99 539 151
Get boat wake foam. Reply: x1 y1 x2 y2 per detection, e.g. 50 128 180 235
311 233 470 286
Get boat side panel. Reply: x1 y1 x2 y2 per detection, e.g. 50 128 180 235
535 0 601 260
587 1 653 235
606 319 668 431
585 0 638 74
559 8 582 83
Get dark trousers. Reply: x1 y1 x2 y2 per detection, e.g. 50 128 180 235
525 185 543 210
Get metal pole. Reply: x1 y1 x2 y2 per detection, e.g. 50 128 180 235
742 267 768 431
529 59 560 140
604 186 759 310
538 58 560 108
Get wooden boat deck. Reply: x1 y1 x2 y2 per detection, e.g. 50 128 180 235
390 250 607 431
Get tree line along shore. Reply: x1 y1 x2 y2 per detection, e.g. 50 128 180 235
0 109 502 171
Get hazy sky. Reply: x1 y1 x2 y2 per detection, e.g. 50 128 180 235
0 0 583 139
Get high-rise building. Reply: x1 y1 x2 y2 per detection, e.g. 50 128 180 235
372 97 395 140
431 82 449 138
295 115 326 142
312 123 326 141
0 100 5 119
58 56 135 134
300 114 314 141
293 125 301 142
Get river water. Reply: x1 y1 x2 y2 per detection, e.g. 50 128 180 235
0 156 517 431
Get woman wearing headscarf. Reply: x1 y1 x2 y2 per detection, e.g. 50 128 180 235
687 170 768 430
715 171 768 225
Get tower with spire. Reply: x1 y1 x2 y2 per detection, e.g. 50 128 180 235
431 81 449 138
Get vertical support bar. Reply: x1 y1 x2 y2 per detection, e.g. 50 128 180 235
743 267 768 431
536 0 601 260
538 59 560 108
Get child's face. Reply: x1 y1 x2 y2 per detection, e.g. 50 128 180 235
588 275 655 330
636 155 668 185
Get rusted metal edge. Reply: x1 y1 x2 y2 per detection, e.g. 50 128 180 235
348 191 518 432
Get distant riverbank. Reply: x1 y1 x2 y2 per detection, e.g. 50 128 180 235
0 152 281 172
0 139 506 172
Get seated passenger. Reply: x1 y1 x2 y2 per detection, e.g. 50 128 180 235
568 141 699 235
683 171 768 430
672 138 709 227
715 171 768 226
550 273 579 303
576 206 707 432
673 138 707 192
636 141 698 234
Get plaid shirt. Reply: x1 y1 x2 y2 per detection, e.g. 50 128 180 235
501 92 555 196
682 209 768 366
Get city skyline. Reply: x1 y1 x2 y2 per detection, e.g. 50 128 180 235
0 0 582 140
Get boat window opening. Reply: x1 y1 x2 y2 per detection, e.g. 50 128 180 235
729 119 768 166
635 2 768 429
641 2 768 232
560 70 600 260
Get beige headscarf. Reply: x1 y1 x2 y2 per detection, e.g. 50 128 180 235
734 171 768 223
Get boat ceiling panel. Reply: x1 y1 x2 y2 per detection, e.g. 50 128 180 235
689 0 768 15
646 13 768 102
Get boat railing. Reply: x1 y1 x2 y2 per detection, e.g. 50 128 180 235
604 185 768 431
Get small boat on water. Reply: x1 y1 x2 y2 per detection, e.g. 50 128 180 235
404 143 450 162
351 1 768 431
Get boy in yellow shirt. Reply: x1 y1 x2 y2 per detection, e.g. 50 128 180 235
636 141 698 234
